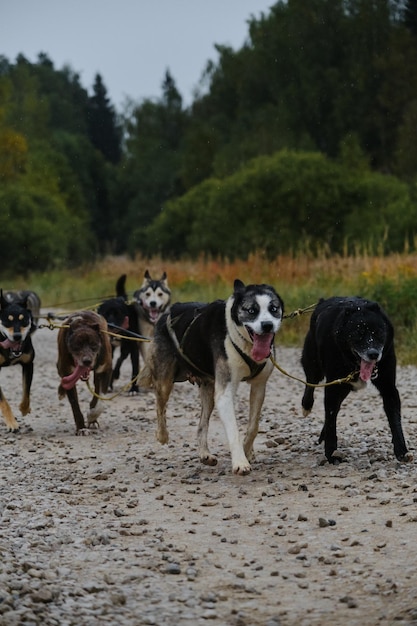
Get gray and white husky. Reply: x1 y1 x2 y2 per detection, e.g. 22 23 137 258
139 279 284 474
133 270 171 362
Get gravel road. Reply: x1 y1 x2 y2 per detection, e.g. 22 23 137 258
1 322 417 626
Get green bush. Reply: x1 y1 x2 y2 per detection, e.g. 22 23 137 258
145 150 417 259
0 185 93 274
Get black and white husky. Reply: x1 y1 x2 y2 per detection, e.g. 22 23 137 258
139 279 284 474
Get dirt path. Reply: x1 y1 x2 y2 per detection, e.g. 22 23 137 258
0 322 417 625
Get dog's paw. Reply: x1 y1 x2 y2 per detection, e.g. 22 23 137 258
302 407 311 417
328 450 345 465
129 385 139 395
87 420 100 430
156 429 169 445
200 454 218 467
398 451 414 463
76 428 93 436
7 426 20 434
19 402 31 416
232 461 252 475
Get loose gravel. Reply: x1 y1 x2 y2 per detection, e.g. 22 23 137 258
0 324 417 625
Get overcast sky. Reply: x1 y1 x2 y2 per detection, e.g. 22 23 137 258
1 1 274 110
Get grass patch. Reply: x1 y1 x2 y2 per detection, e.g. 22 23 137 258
2 252 417 364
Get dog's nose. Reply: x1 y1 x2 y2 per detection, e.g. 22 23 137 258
13 332 22 341
82 357 93 367
366 349 380 361
149 301 157 308
261 322 273 333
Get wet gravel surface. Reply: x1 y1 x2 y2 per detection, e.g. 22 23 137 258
1 325 417 625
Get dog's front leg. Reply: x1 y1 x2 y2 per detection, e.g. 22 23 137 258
65 387 88 434
243 378 267 462
215 379 250 475
20 360 34 416
0 386 19 432
321 385 350 463
197 382 216 466
373 376 413 462
87 372 109 429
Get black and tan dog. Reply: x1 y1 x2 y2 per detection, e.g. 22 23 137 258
57 311 112 435
139 280 284 474
98 274 140 393
0 290 38 431
3 289 41 330
133 270 171 363
301 296 413 464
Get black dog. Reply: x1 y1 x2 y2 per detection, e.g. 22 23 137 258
0 290 37 431
97 275 140 393
301 296 412 464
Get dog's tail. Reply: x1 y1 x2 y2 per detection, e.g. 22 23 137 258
138 363 153 388
116 274 128 300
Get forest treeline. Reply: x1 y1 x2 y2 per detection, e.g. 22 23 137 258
1 0 417 273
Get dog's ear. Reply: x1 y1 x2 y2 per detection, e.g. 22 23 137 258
0 289 5 310
160 271 168 284
141 270 151 287
21 295 29 309
233 279 246 294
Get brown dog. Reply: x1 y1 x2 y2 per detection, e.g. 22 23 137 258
57 311 112 435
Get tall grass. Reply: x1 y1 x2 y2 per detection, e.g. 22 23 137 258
3 252 417 364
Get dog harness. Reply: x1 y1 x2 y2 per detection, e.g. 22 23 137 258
166 311 267 383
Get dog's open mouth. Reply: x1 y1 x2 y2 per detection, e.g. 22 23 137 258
61 364 91 390
246 328 275 362
144 306 161 323
0 338 23 356
359 359 376 382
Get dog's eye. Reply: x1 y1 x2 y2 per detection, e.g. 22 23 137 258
246 307 256 315
19 314 24 321
8 315 13 322
269 305 279 314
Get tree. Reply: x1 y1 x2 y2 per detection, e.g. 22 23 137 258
87 74 121 163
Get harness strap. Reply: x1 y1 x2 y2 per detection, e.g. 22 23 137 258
166 312 214 380
166 311 267 383
230 339 267 381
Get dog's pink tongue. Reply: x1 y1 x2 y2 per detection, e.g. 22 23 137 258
251 332 274 362
61 364 91 390
149 309 160 322
0 338 21 350
360 359 375 382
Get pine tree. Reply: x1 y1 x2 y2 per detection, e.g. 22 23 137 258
87 74 121 163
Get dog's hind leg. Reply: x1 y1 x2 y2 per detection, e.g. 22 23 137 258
154 378 174 444
243 378 268 462
129 343 140 393
301 332 322 416
0 386 19 432
197 382 217 466
19 361 33 416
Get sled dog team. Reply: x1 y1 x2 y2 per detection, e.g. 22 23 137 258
0 272 413 474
